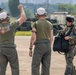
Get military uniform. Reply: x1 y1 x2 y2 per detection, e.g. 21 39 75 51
32 19 53 75
64 25 76 75
0 21 19 75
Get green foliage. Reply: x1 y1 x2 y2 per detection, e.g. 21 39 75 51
25 9 34 18
15 31 32 36
8 0 20 17
57 4 74 14
6 1 76 17
72 5 76 15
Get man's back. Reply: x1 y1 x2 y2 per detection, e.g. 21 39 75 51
0 21 19 46
33 19 52 40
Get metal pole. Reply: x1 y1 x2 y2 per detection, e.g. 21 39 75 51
46 0 50 17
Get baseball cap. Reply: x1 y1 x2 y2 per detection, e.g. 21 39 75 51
36 7 47 15
0 12 7 20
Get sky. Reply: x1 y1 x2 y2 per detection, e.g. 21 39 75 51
0 0 76 4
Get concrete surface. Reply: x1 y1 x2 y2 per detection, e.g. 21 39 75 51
6 36 76 75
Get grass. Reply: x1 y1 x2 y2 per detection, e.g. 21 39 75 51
15 31 32 36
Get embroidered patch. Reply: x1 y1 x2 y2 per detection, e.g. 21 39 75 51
0 25 10 34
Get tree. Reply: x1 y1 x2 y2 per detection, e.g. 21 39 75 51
8 0 20 17
73 5 76 15
25 9 34 18
57 4 74 14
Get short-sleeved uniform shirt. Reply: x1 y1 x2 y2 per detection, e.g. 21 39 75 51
0 21 19 47
33 19 53 41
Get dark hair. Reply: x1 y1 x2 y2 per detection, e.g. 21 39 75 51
0 17 9 23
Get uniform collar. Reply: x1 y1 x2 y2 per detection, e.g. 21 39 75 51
67 24 74 27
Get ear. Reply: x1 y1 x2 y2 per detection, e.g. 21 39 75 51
34 13 37 17
45 13 47 17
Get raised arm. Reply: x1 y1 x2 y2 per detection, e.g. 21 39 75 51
17 5 27 25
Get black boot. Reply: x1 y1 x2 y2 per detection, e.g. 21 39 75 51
65 67 72 75
72 66 76 75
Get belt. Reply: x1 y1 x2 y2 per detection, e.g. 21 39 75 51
34 39 50 45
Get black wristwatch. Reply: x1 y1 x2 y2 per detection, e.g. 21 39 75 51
29 47 32 50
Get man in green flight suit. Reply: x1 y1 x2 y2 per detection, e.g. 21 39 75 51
0 5 26 75
29 7 53 75
63 15 76 75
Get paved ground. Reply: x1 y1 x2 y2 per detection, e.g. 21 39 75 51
6 36 76 75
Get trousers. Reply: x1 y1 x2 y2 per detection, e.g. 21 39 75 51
65 46 76 75
0 47 19 75
32 40 51 75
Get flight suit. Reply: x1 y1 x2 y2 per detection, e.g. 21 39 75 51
0 21 19 75
32 19 53 75
64 25 76 75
